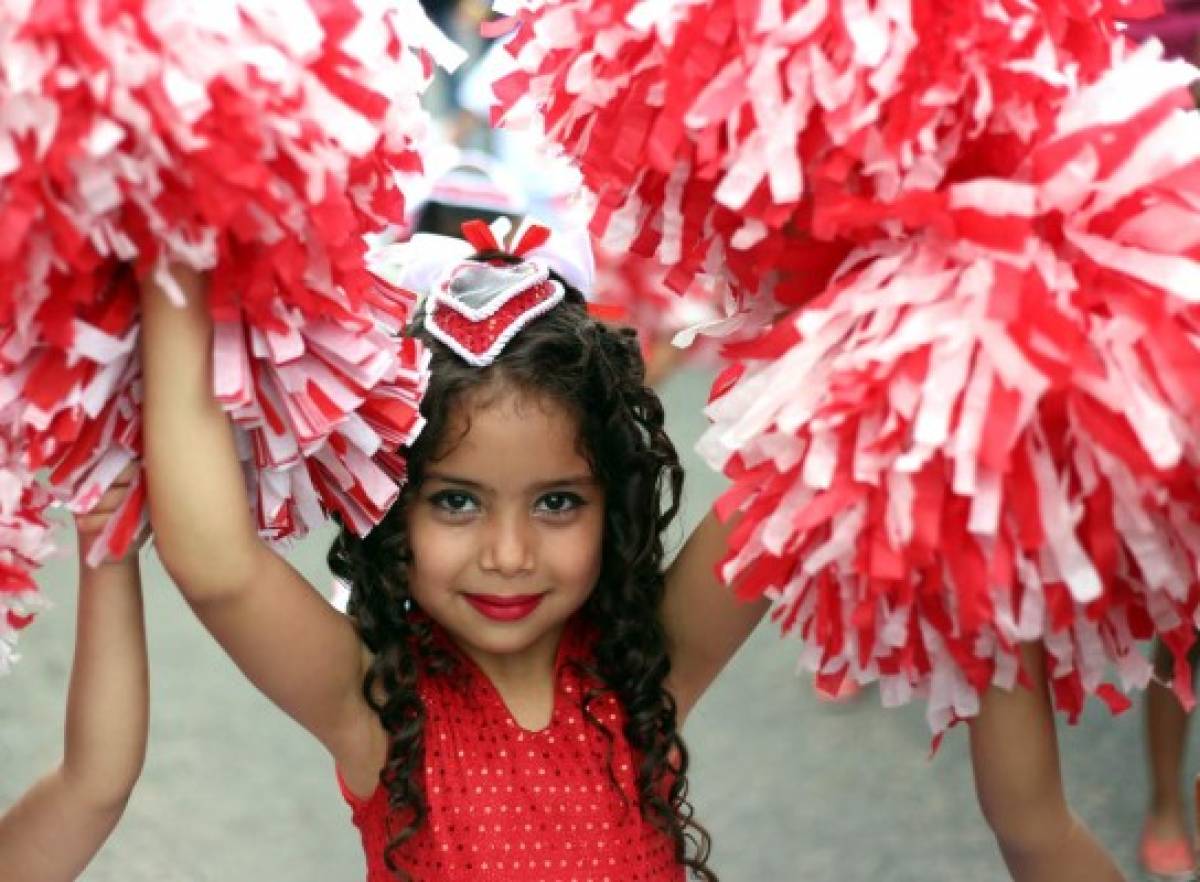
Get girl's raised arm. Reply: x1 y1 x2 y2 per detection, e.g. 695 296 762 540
138 267 382 775
0 476 147 881
661 511 770 721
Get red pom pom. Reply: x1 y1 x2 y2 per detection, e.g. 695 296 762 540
496 2 1200 729
0 443 53 673
590 242 726 364
494 0 1145 312
0 0 463 667
699 44 1200 731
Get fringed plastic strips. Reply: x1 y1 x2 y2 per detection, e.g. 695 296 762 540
699 43 1200 734
2 267 145 569
591 242 722 363
0 0 461 647
0 443 53 675
496 0 1200 732
491 0 1160 308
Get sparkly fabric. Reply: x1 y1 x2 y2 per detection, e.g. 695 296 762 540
338 619 684 882
429 279 560 362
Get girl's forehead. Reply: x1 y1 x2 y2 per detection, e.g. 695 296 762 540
432 387 591 480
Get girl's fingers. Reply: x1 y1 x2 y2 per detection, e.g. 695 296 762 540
95 463 139 496
90 491 127 515
76 464 142 532
131 523 152 552
103 465 140 494
75 513 110 536
76 509 150 561
93 467 141 509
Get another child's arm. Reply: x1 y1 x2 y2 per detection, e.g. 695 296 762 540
660 512 770 720
0 473 148 881
969 644 1124 882
137 267 383 786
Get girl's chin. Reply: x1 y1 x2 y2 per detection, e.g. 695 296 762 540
441 608 571 657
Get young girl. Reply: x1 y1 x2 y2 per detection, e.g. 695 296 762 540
0 469 149 880
139 228 768 880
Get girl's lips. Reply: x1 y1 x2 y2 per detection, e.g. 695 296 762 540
464 593 545 622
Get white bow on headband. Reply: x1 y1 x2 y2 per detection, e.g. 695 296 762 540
367 216 596 304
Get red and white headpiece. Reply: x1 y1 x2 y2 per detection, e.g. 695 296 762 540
425 256 564 366
368 218 595 368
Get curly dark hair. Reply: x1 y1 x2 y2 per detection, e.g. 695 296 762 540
327 252 716 881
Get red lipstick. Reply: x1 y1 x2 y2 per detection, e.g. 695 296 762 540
464 593 544 622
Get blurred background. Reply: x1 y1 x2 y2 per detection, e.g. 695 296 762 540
4 1 1200 879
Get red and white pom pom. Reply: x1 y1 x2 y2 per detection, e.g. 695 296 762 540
700 43 1200 733
212 289 430 539
591 242 724 363
0 0 461 575
0 443 53 674
492 0 1160 309
0 267 147 569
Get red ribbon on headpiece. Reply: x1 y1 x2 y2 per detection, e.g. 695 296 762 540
461 219 501 253
460 219 553 259
512 224 551 256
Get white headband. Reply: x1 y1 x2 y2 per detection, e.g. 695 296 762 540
366 216 595 303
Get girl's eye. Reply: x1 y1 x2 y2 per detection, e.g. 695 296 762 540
535 492 585 516
428 490 480 515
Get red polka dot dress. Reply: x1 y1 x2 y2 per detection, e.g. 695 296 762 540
338 618 685 881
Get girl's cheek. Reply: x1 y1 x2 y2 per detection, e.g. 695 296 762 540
409 526 471 582
561 516 605 579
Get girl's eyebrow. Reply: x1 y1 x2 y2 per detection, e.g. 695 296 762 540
424 472 596 492
530 476 597 491
424 472 485 489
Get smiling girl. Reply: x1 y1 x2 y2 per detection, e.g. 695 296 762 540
138 224 768 881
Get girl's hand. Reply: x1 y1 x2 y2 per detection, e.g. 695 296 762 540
73 465 147 565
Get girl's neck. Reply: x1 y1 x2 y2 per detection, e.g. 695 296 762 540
453 619 570 731
457 618 566 687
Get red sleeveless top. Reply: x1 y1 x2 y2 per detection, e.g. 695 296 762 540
337 619 684 882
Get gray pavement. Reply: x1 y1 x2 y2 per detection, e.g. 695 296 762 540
0 368 1172 880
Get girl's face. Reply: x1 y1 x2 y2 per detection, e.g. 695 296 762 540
405 386 605 672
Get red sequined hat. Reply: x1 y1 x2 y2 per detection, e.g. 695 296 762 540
424 220 566 367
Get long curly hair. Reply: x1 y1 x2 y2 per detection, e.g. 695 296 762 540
327 252 716 880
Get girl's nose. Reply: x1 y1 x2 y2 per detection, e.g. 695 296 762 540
479 511 536 576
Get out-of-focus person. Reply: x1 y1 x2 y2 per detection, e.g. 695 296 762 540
1127 7 1200 875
